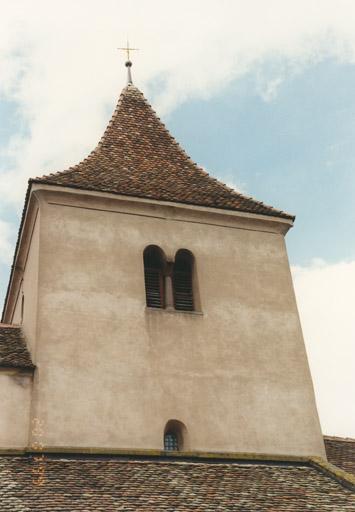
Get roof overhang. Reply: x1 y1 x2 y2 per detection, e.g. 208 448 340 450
2 183 39 323
31 181 294 233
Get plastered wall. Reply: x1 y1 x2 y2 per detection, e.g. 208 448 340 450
30 190 325 457
0 372 32 448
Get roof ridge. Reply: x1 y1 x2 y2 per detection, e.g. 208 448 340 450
34 86 133 181
310 457 355 492
95 84 134 151
324 435 355 443
17 445 310 463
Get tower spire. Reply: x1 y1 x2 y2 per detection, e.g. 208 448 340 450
118 40 139 85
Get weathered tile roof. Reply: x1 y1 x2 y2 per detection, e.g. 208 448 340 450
32 84 294 221
0 324 34 369
0 454 353 510
325 436 355 476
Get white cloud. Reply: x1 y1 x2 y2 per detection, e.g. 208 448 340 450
2 1 355 208
256 75 285 103
0 220 15 265
223 180 247 194
213 170 247 195
292 259 355 438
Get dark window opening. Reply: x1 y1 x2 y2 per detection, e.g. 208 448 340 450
164 432 178 451
143 246 166 308
21 294 24 324
164 419 187 451
173 249 194 311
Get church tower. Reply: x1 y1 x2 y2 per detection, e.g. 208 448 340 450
1 61 325 458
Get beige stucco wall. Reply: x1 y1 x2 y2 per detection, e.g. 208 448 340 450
12 211 40 357
0 372 32 448
29 187 325 457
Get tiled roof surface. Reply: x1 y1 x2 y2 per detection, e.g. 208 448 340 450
0 324 34 369
325 436 355 476
33 85 294 220
0 455 353 511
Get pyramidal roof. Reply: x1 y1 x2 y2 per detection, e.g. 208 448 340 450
33 84 293 220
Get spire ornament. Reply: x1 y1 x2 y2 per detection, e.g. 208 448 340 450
118 40 139 85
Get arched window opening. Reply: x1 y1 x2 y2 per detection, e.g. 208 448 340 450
163 419 187 452
173 249 194 311
143 246 166 308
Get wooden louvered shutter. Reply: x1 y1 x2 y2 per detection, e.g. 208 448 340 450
173 250 194 311
143 246 165 308
144 267 164 308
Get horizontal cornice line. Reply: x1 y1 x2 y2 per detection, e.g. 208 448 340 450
47 200 283 236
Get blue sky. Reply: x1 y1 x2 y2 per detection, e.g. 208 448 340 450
1 0 355 437
165 59 355 267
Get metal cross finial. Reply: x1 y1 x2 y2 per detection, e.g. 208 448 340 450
118 41 139 85
118 40 139 61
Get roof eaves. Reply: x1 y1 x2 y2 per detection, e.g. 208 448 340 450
30 178 295 221
1 181 33 322
0 364 35 372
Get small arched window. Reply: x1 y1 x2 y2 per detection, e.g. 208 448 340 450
143 245 166 308
164 420 187 451
173 249 194 311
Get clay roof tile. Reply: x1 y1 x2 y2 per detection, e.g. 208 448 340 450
0 324 34 369
325 436 355 476
32 84 294 221
0 455 353 509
